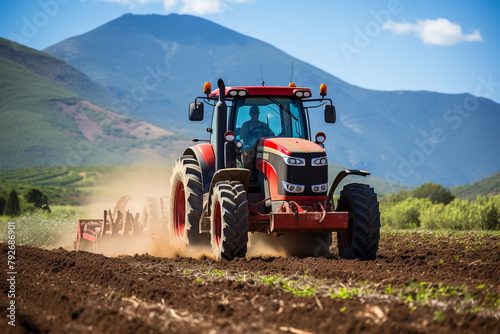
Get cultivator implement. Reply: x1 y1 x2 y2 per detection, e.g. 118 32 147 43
74 196 164 252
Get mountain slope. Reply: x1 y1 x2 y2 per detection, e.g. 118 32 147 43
0 38 189 170
451 172 500 200
44 14 500 187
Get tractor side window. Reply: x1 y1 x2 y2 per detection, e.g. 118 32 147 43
280 99 306 139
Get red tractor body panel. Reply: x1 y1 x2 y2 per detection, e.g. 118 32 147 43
195 143 215 168
210 86 312 98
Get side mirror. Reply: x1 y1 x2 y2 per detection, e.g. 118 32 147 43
324 104 336 123
189 102 204 121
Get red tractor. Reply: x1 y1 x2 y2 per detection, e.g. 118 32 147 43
169 79 380 260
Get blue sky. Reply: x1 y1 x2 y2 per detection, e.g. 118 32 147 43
1 0 499 103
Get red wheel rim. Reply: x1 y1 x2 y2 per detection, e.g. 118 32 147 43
173 181 185 241
214 201 222 249
340 203 353 251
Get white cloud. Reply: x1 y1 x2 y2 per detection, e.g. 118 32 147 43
383 18 482 46
94 0 251 15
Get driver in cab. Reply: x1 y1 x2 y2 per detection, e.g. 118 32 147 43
239 105 274 169
239 106 274 144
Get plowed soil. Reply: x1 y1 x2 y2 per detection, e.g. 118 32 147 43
1 231 499 334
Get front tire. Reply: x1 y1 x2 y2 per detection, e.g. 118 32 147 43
337 183 380 260
210 181 249 260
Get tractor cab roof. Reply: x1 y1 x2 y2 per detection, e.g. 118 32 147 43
209 86 313 99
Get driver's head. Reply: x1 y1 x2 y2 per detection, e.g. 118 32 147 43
249 106 260 120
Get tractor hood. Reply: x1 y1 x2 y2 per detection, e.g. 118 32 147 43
255 137 328 202
257 137 325 156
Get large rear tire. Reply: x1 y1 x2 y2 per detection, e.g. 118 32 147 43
337 183 380 260
278 232 332 258
169 156 209 250
210 181 249 260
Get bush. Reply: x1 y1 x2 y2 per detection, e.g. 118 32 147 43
382 197 432 229
24 187 50 211
412 182 455 204
382 195 500 231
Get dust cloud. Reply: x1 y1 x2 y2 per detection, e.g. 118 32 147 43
247 233 288 258
75 165 289 259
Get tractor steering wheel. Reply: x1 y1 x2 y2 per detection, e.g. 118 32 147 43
243 126 271 147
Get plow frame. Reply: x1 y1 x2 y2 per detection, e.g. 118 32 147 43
74 208 142 251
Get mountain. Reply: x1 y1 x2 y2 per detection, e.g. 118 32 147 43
0 38 189 170
451 171 500 200
44 14 500 187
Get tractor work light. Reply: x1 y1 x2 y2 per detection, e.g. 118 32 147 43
228 89 248 97
283 156 305 166
224 131 236 142
293 90 312 98
312 156 328 166
282 181 305 193
312 183 328 193
204 82 212 95
235 140 243 149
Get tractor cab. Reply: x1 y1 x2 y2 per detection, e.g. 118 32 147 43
191 83 336 180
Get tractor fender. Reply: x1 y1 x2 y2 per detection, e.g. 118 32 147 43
199 168 251 233
183 144 215 194
326 169 371 209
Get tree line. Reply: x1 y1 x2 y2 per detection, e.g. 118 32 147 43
0 188 50 217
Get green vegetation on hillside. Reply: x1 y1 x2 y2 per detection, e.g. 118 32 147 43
0 165 170 206
0 166 114 205
451 172 500 200
0 38 189 170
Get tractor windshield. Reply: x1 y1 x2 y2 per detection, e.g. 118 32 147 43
233 97 306 146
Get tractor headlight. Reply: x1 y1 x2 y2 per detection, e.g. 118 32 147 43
283 156 305 166
282 181 305 193
311 156 328 166
312 183 328 193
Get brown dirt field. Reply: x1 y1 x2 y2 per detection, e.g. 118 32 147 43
1 231 499 334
